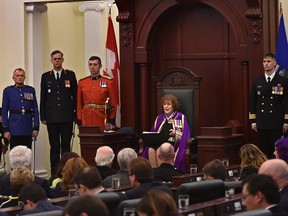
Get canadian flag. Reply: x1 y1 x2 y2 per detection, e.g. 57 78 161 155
105 16 121 126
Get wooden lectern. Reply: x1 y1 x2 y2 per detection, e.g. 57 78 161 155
78 126 132 168
197 127 244 170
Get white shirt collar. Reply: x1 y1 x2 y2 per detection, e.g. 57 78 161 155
265 71 276 82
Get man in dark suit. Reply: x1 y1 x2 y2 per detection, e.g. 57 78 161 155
0 145 53 198
124 157 173 199
153 142 184 182
18 183 63 215
74 166 107 195
259 159 288 214
40 50 77 175
249 52 288 158
242 174 287 215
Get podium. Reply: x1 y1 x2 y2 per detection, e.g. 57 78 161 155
78 126 132 168
197 127 244 170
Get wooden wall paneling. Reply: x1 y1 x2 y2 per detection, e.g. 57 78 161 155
114 0 278 150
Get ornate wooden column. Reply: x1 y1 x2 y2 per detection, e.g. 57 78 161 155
139 63 151 131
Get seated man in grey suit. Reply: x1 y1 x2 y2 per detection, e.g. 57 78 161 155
103 148 137 188
153 142 184 182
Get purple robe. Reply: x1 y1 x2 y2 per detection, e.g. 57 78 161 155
142 111 191 172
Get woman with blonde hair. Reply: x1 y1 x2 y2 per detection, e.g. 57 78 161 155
137 189 181 216
239 143 268 180
53 157 88 197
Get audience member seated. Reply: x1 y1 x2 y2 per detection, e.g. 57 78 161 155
152 142 183 182
103 148 137 188
0 146 53 198
259 159 288 214
239 144 267 181
274 138 288 163
0 167 34 208
137 189 181 216
50 152 80 188
18 183 63 215
202 159 227 181
53 157 88 198
95 146 117 180
124 157 173 199
242 174 287 215
74 166 107 195
63 195 109 216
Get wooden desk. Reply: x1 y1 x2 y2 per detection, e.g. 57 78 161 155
179 193 244 216
78 126 132 168
0 206 21 216
172 165 241 187
197 127 244 170
172 172 204 187
0 196 70 215
49 196 70 206
106 185 133 192
226 164 241 181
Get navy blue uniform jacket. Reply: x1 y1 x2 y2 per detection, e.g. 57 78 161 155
249 74 288 129
1 85 39 135
40 69 77 123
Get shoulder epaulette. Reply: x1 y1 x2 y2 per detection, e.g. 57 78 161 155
4 85 14 90
79 76 90 81
102 74 113 80
64 69 74 74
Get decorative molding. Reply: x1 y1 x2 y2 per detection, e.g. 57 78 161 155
245 0 262 44
120 23 133 46
249 19 262 44
79 1 105 13
26 3 47 13
115 0 133 22
170 73 185 86
245 0 262 19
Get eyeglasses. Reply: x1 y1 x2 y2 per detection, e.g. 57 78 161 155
241 193 251 202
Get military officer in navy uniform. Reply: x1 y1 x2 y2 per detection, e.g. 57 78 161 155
1 68 39 149
40 50 77 175
249 52 288 158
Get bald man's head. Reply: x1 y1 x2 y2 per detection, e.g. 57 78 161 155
157 142 175 163
259 159 288 188
95 146 115 166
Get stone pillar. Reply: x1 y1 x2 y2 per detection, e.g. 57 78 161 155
79 1 106 75
26 3 48 178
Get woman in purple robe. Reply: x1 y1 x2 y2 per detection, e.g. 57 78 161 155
142 94 191 172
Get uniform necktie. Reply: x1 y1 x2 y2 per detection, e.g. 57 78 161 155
56 72 60 80
267 77 271 83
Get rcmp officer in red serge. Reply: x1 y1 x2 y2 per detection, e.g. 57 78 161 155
1 68 39 149
249 52 288 158
77 56 117 131
40 50 77 176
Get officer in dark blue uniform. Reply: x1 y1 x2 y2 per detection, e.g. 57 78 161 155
40 50 77 176
249 53 288 158
1 68 39 149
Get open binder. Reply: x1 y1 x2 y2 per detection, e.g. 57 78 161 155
140 131 172 149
